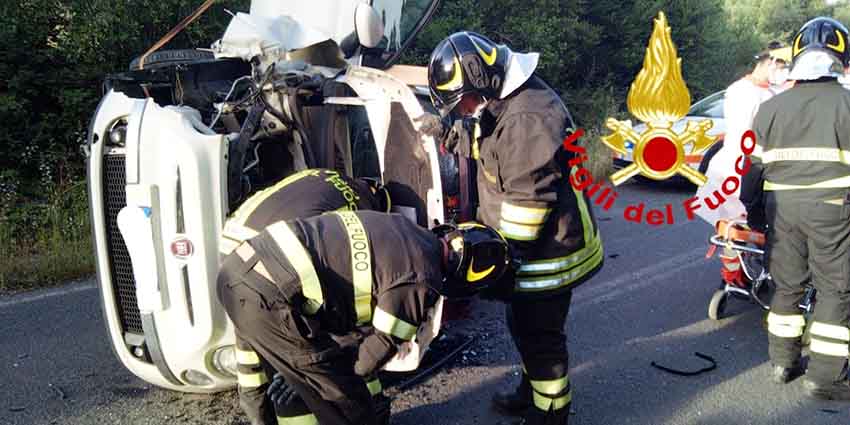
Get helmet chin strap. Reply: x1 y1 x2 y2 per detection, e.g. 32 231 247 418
440 238 453 274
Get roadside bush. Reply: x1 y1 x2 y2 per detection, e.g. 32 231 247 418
0 181 92 292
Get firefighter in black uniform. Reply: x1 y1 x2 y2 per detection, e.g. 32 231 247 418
217 211 512 425
425 32 604 424
742 17 850 399
218 168 390 425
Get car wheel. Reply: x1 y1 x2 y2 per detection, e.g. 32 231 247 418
708 289 728 321
128 49 215 71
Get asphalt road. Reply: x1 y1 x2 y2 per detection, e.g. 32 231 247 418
3 181 850 425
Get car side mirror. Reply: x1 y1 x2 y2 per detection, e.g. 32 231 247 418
340 4 385 58
355 4 384 48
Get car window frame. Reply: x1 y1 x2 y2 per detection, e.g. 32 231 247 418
362 0 441 69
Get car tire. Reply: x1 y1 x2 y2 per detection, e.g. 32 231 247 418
128 49 215 71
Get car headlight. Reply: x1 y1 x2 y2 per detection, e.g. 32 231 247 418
211 345 238 378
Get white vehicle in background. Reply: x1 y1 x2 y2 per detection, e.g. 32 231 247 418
85 0 467 393
612 90 727 179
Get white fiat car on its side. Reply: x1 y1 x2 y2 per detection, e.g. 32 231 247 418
86 0 469 393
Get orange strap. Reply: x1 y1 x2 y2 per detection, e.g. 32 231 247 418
715 220 765 247
137 0 217 70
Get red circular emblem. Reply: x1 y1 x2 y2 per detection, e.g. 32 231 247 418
170 237 194 260
643 136 678 172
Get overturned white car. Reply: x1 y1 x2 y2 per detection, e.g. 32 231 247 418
86 0 470 393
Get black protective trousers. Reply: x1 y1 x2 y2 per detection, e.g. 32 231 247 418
217 252 378 425
507 291 573 425
765 192 850 385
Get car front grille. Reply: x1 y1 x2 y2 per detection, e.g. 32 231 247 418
102 154 144 335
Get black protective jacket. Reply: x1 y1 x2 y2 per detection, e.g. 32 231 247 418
220 168 386 253
471 75 603 295
250 211 442 378
742 79 850 226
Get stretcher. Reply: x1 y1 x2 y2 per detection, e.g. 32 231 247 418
706 219 815 321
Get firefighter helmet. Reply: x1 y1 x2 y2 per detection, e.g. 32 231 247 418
428 31 539 117
792 17 850 67
356 177 392 213
432 222 512 298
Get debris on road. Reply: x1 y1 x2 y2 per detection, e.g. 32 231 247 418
651 352 717 376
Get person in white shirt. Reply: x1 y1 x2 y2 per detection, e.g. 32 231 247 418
694 44 791 227
694 44 790 286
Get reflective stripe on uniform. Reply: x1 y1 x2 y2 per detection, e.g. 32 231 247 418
501 202 550 225
220 224 260 255
372 307 417 340
764 175 850 191
810 322 850 341
515 169 602 290
235 348 260 365
529 376 569 396
499 220 542 241
518 236 601 276
532 390 572 412
760 148 850 164
366 378 382 396
333 211 373 324
238 371 269 388
232 169 322 226
516 240 603 291
277 413 319 425
810 338 849 357
267 222 324 314
766 312 806 338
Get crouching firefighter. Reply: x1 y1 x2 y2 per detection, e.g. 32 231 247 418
425 32 604 424
217 211 513 425
218 168 390 425
742 17 850 399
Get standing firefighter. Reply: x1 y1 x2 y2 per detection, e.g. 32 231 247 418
425 32 604 424
217 211 512 425
218 168 390 425
742 17 850 398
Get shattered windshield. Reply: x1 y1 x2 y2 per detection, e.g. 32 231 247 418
370 0 435 63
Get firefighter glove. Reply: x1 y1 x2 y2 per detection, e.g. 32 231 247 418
414 113 448 141
443 118 476 158
266 372 298 407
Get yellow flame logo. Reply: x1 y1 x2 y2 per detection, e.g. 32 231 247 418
601 11 717 186
627 12 690 125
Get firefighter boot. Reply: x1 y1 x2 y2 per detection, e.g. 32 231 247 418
374 394 391 425
513 405 569 425
492 374 533 416
772 363 803 384
804 379 850 401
